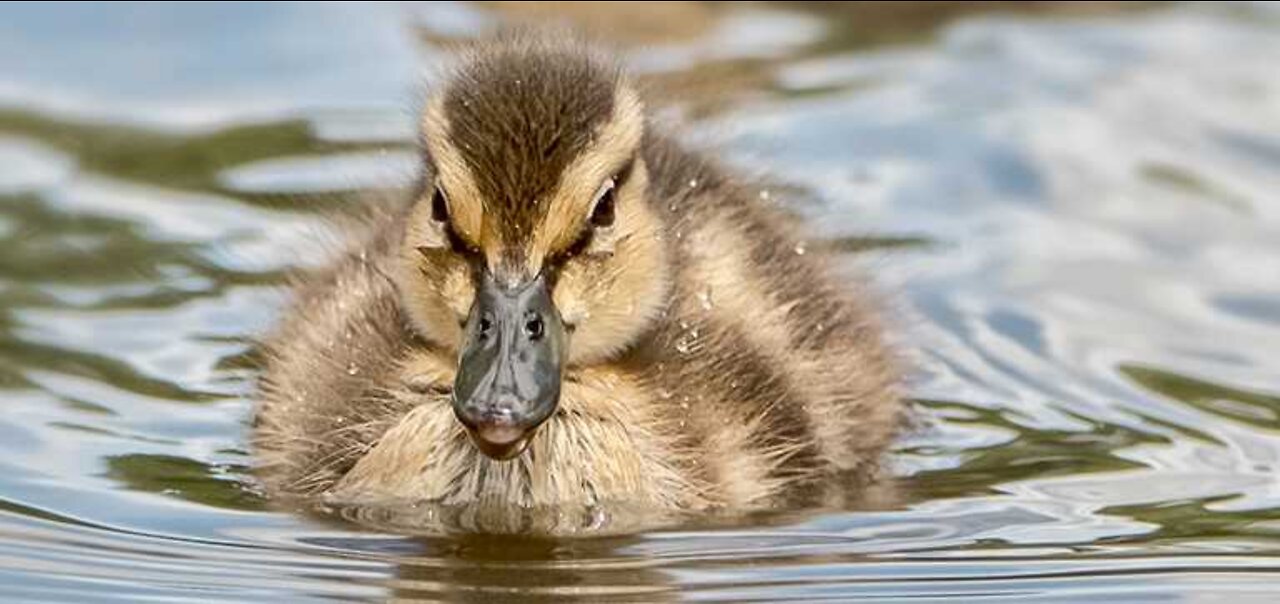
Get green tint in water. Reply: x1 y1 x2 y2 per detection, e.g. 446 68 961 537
1122 364 1280 431
105 454 265 511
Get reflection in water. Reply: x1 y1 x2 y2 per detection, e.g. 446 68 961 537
1 1 1279 600
383 535 677 602
1122 364 1280 432
902 399 1160 501
106 454 264 511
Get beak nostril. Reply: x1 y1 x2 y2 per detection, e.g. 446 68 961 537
525 314 545 341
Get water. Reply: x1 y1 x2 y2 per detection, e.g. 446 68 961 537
1 1 1279 600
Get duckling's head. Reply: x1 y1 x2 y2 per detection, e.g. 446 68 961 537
398 38 669 460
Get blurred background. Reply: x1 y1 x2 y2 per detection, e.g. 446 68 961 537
1 1 1279 601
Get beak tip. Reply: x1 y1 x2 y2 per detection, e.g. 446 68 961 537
465 424 533 460
474 421 525 446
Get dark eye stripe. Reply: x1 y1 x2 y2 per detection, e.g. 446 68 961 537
614 156 637 187
561 228 594 260
444 223 478 257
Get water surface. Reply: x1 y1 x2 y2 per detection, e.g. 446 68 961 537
1 1 1279 601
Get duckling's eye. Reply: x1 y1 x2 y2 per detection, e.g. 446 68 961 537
425 185 478 257
589 178 616 228
430 187 449 222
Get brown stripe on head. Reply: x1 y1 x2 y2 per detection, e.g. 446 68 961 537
531 85 643 265
424 35 632 276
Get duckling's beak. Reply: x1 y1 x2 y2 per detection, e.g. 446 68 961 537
452 272 565 460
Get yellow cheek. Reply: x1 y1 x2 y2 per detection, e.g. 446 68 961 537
441 265 474 322
552 225 670 366
399 252 475 351
553 261 600 328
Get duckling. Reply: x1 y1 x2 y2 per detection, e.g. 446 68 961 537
253 35 900 517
